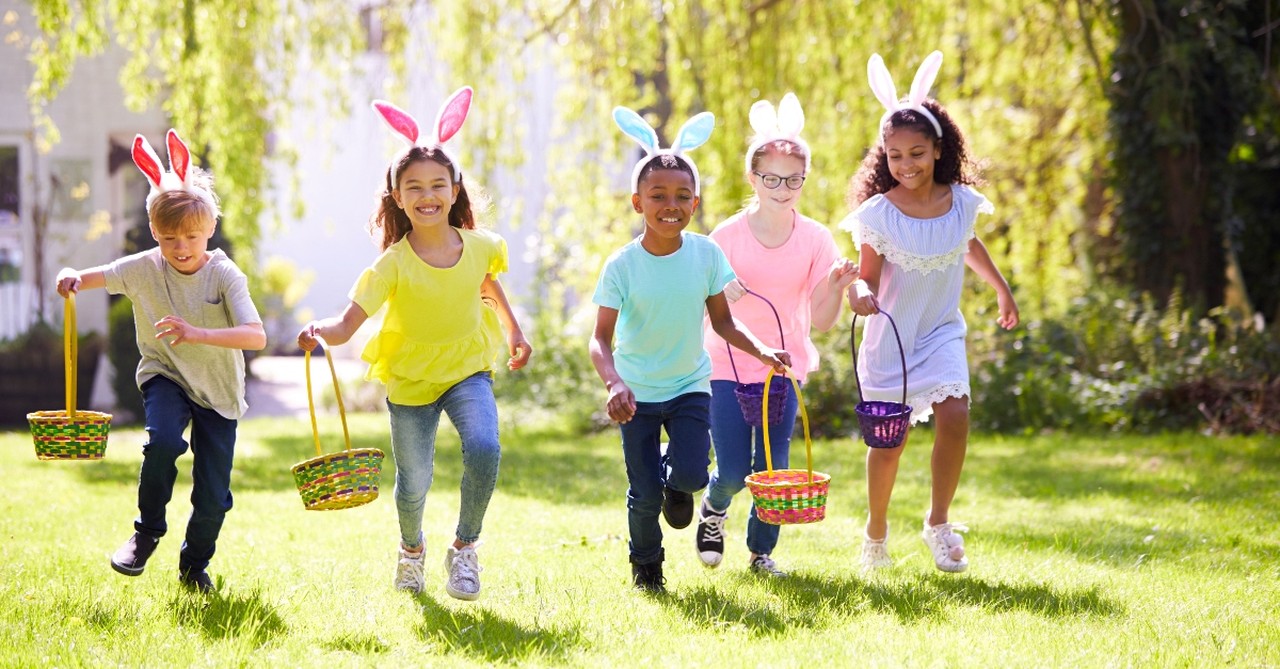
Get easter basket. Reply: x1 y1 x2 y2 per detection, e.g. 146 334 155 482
27 294 112 460
744 367 830 525
290 344 385 511
851 311 912 449
727 289 790 427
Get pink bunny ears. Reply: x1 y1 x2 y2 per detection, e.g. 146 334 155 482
868 51 944 138
744 92 810 174
371 86 473 183
132 129 218 215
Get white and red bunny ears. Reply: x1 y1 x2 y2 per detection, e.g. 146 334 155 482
132 129 218 214
613 106 715 195
744 92 810 174
868 50 944 138
371 86 473 184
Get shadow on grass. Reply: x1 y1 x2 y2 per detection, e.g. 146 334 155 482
166 584 287 646
321 632 392 655
413 595 584 664
661 583 789 636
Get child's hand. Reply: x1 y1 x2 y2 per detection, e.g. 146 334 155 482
722 279 748 304
847 280 880 316
605 381 637 423
297 322 322 352
996 290 1020 330
155 315 203 346
757 348 792 372
508 335 533 370
55 268 81 298
828 258 859 292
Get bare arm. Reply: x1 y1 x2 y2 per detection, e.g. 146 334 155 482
847 243 884 316
297 301 370 351
155 318 266 350
480 274 533 370
964 237 1020 330
810 257 859 332
706 292 792 371
55 266 108 297
589 306 636 423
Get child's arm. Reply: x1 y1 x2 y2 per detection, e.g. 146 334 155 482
481 274 533 370
589 306 636 423
297 302 370 351
964 237 1020 330
810 257 859 332
706 292 792 371
55 266 108 297
847 243 883 316
155 317 266 350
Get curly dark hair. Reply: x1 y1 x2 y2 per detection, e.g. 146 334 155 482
369 146 476 252
848 99 980 207
636 154 696 191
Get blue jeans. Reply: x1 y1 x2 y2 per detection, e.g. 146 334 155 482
386 371 501 548
136 376 238 574
618 392 713 565
707 379 799 556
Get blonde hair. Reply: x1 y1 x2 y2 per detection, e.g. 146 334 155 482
148 168 219 234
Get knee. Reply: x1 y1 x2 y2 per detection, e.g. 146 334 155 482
666 467 709 493
933 398 970 435
627 486 662 515
143 428 188 459
462 434 501 471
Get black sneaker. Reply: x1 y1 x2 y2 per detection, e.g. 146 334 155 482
179 568 216 593
631 561 666 593
110 532 159 576
695 499 727 568
661 486 694 529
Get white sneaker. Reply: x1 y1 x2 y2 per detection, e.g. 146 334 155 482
748 554 787 577
922 518 969 573
444 545 482 601
695 499 727 567
861 534 893 571
395 545 426 593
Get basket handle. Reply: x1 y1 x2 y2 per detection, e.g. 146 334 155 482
305 340 351 457
725 288 786 383
851 311 908 406
64 293 77 419
762 366 813 483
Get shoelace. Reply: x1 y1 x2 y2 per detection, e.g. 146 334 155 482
699 513 726 543
930 522 969 560
753 555 781 573
397 554 425 587
450 549 481 587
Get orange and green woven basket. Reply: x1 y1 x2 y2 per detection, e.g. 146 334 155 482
27 294 112 460
744 367 831 525
290 343 384 511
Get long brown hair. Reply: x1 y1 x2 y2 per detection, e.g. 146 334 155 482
847 99 980 207
368 146 476 252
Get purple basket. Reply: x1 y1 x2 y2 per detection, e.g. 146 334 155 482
727 289 789 427
852 311 912 449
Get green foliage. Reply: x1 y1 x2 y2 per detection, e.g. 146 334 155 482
255 257 314 355
107 296 143 421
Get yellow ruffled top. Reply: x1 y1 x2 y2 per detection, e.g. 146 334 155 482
349 228 508 405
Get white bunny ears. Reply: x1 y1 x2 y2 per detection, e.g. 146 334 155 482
132 129 218 215
371 86 473 183
744 92 810 174
613 107 715 195
868 50 944 138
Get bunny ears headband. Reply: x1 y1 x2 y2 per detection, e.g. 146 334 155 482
371 86 473 184
613 107 715 195
744 92 810 174
132 129 218 214
868 50 944 138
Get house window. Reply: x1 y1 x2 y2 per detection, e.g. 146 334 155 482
0 145 17 224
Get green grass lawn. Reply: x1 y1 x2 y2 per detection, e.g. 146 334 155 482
1 413 1277 668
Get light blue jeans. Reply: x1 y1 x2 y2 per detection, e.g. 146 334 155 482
386 371 501 548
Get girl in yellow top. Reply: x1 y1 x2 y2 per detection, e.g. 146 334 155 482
298 88 531 601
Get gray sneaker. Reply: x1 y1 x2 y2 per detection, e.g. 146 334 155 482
444 545 482 601
748 554 787 577
394 545 426 594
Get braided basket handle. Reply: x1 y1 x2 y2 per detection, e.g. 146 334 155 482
762 366 813 483
726 288 787 382
851 310 908 406
305 340 351 457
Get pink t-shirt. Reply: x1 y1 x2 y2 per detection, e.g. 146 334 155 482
705 211 839 383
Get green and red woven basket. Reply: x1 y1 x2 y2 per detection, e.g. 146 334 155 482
28 294 112 460
744 367 831 525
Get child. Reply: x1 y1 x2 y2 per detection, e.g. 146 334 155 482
591 107 791 593
297 88 531 601
841 51 1019 573
697 94 858 576
55 130 266 593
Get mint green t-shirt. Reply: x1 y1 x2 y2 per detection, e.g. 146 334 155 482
592 232 736 402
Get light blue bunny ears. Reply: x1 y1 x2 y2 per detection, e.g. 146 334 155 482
612 107 715 195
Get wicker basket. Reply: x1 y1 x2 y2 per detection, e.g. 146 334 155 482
728 288 790 427
744 367 831 525
291 344 384 511
27 294 112 460
852 311 912 449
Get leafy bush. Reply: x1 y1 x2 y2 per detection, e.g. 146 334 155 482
108 296 144 422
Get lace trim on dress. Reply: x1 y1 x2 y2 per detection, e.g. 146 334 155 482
860 225 976 276
907 382 970 424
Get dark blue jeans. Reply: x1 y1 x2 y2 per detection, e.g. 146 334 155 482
619 392 712 565
707 379 799 556
136 376 237 574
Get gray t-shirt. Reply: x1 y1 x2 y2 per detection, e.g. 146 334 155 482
104 248 261 419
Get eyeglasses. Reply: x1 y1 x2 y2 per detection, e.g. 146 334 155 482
753 172 806 190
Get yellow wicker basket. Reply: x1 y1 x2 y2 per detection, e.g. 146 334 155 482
744 367 831 525
27 294 112 460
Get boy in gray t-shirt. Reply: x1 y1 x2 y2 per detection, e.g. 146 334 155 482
55 131 265 593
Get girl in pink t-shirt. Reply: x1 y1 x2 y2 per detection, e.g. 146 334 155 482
697 94 858 575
